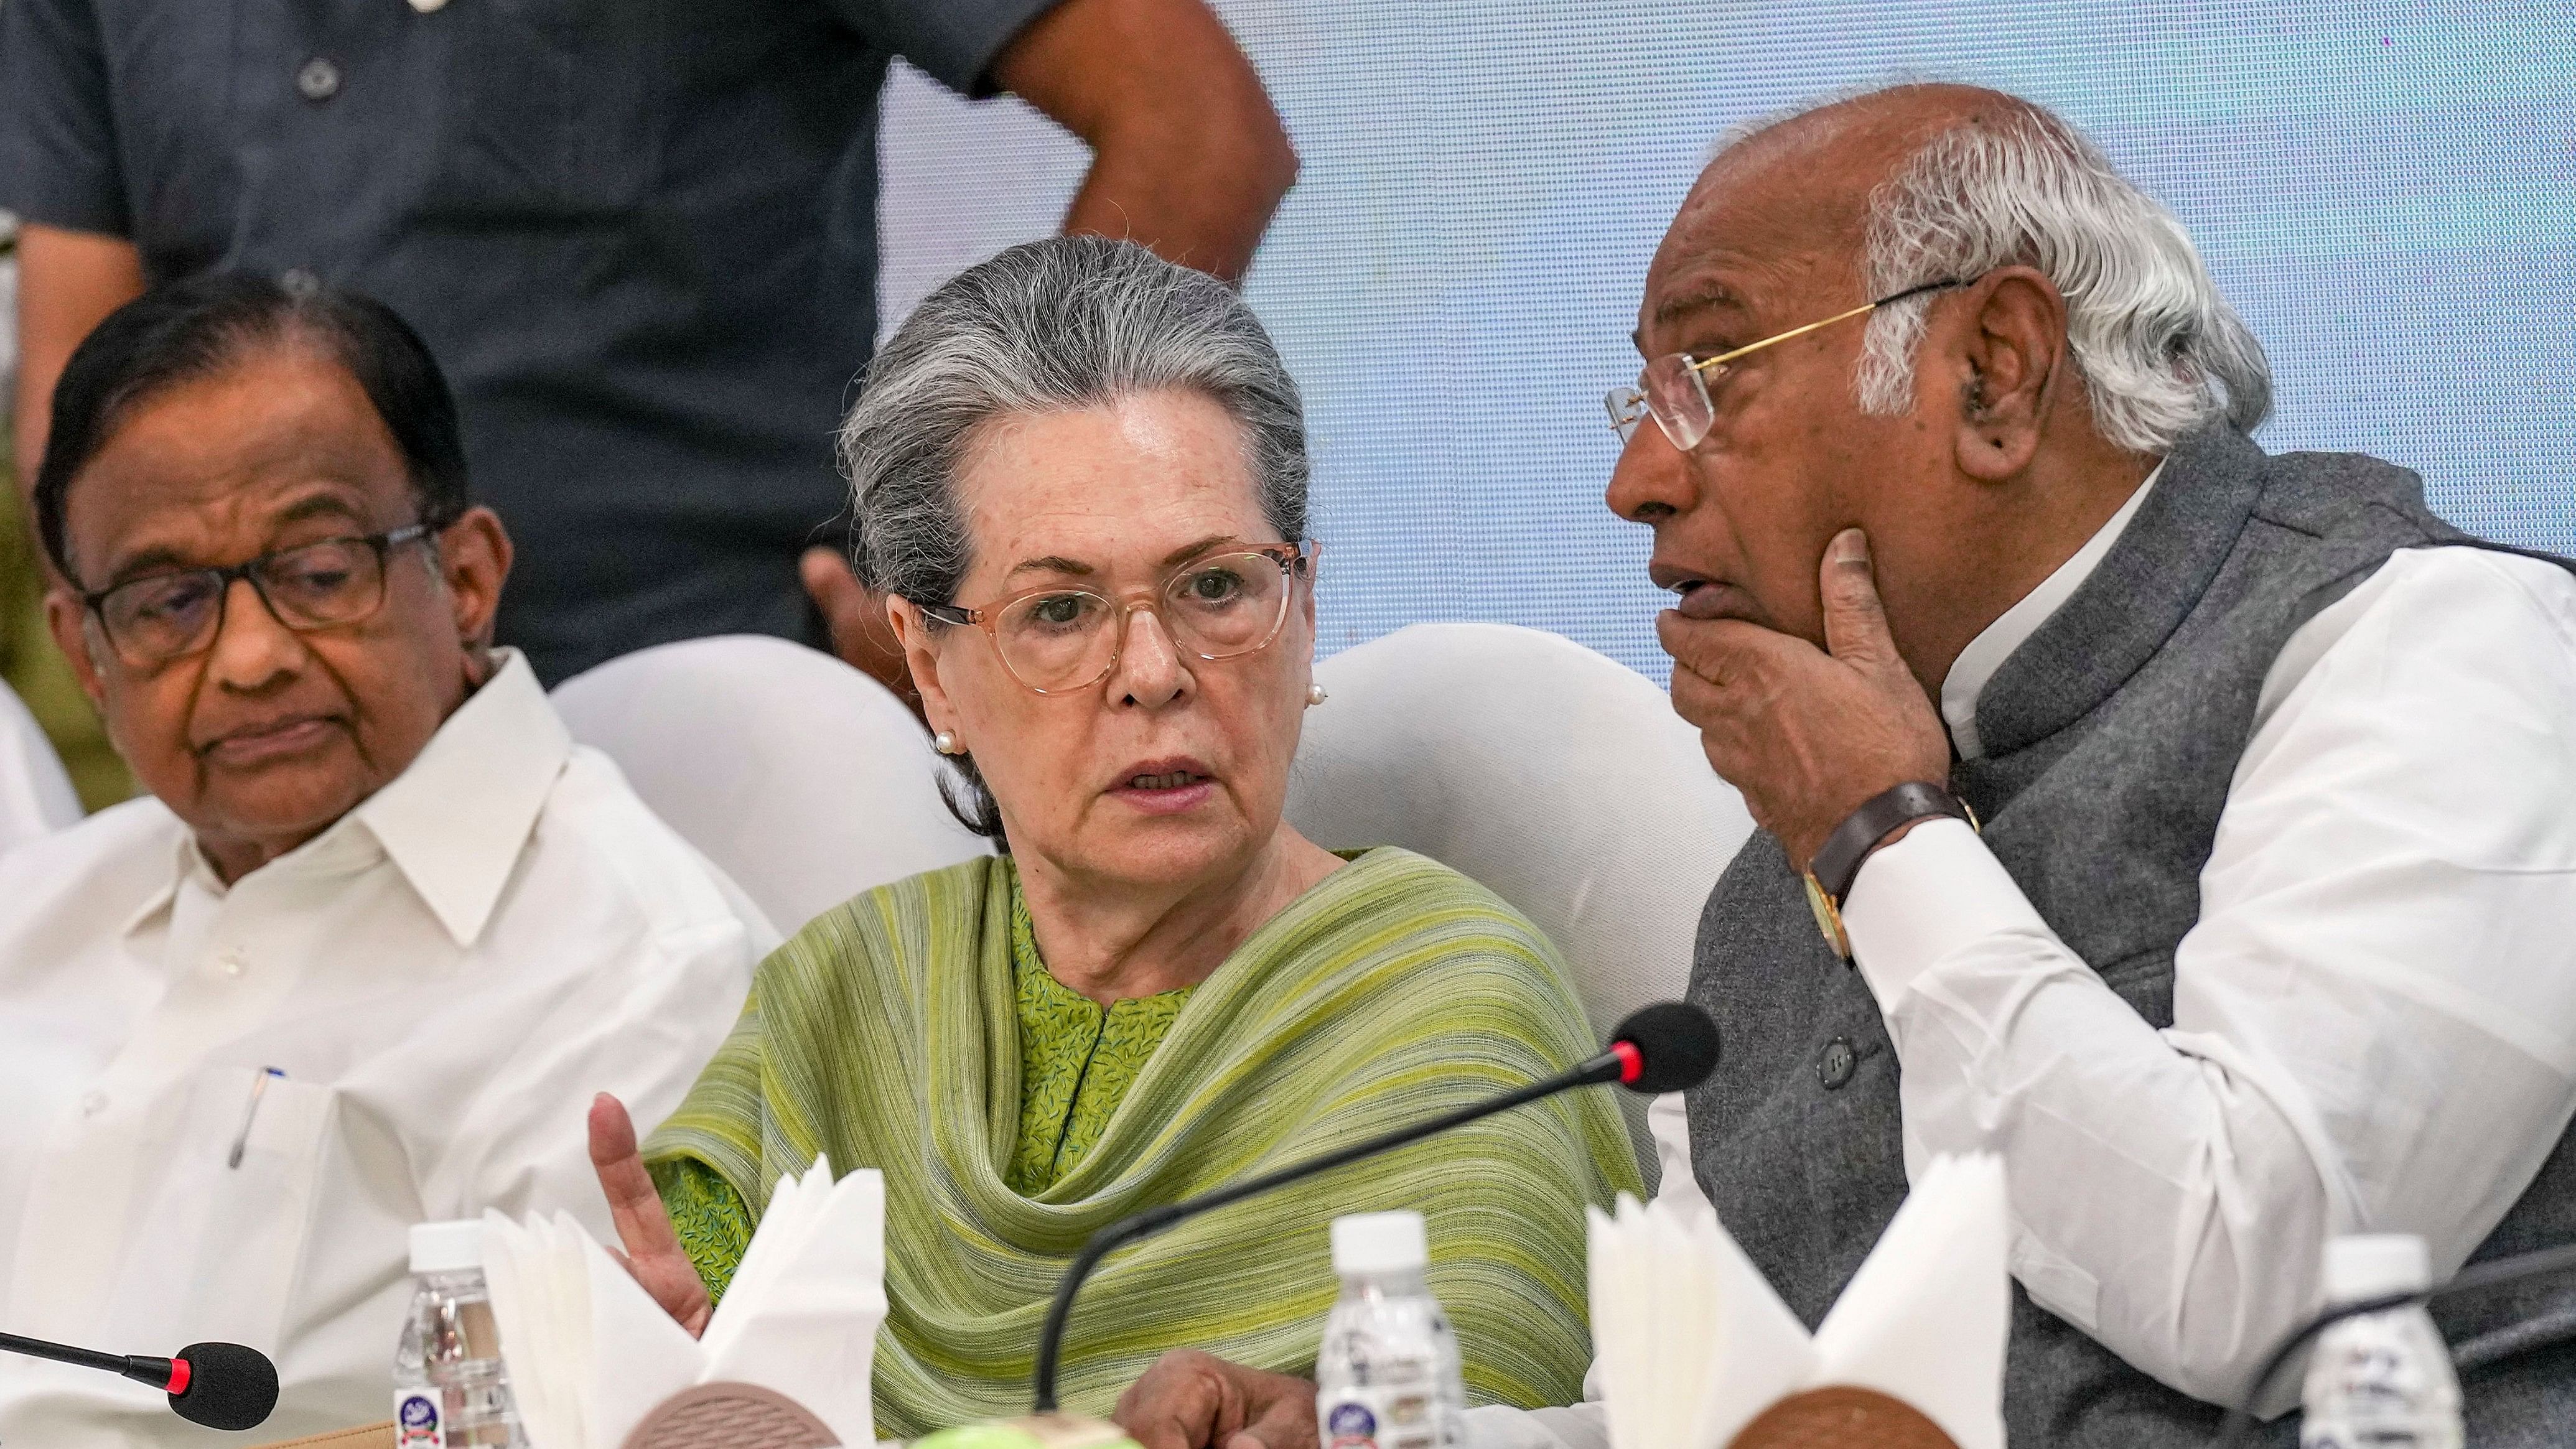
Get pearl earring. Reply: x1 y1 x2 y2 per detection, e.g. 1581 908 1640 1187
933 730 962 756
1307 683 1329 707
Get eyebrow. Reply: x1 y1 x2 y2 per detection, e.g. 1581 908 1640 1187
92 490 375 587
1161 533 1243 567
1002 534 1248 583
1005 554 1095 580
1634 279 1751 355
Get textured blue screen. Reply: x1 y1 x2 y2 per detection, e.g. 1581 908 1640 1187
878 1 2576 683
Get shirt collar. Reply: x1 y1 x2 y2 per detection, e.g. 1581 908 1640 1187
121 650 569 949
352 649 569 948
1940 462 2163 760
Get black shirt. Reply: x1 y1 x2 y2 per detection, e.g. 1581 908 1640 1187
0 0 1057 682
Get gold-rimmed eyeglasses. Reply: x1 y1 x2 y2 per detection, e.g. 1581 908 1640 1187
915 542 1315 696
1605 277 1967 452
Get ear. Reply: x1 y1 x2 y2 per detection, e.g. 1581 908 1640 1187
436 506 513 659
42 587 110 713
887 595 958 738
1945 266 2068 483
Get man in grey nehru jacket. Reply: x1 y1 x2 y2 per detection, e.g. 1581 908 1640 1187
1114 83 2576 1448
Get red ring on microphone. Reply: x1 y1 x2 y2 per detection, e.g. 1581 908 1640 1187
1610 1040 1644 1085
164 1358 192 1396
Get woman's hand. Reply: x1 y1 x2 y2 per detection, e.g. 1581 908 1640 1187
587 1093 714 1338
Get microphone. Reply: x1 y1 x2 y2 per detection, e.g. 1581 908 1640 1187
1028 1000 1721 1412
0 1329 280 1431
2219 1239 2576 1446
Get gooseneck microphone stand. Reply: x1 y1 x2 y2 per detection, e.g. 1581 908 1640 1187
1028 1057 1622 1412
1028 1000 1720 1414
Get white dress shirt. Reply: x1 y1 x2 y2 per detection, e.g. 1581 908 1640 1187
1467 493 2576 1447
0 651 774 1445
0 679 81 857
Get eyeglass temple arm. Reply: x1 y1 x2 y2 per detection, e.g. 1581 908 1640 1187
1687 276 1969 376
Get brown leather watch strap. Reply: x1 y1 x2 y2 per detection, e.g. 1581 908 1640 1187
1808 781 1976 905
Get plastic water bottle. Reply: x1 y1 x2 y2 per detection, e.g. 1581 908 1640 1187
1315 1211 1463 1449
393 1221 531 1448
2298 1234 2463 1449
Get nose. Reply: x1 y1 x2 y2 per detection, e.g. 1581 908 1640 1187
1605 421 1699 526
1109 602 1193 711
204 577 306 690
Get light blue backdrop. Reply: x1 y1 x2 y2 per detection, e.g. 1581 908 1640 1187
877 1 2576 682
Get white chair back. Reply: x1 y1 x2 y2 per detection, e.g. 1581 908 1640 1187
551 636 991 937
0 681 81 856
1287 624 1753 1172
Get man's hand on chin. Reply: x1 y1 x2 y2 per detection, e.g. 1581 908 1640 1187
1658 528 1952 869
1115 1349 1317 1449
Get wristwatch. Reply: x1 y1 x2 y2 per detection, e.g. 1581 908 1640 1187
1802 781 1979 961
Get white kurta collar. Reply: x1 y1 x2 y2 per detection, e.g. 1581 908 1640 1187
1941 462 2163 760
350 650 569 948
121 649 570 950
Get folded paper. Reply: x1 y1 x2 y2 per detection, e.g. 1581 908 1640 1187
1587 1153 2008 1449
481 1158 885 1449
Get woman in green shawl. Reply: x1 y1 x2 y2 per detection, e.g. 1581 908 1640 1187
585 236 1641 1437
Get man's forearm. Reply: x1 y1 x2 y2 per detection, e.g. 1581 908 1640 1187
996 0 1297 284
12 223 146 509
1058 105 1294 283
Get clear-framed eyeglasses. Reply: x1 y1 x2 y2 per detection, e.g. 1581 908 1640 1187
77 521 445 669
915 542 1316 696
1605 277 1967 452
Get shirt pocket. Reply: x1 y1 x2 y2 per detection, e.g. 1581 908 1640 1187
415 0 665 221
105 1069 337 1355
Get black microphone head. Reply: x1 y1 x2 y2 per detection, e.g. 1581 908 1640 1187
1609 1002 1721 1094
168 1342 278 1432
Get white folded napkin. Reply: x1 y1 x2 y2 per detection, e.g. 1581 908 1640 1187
482 1157 887 1449
1588 1153 2009 1449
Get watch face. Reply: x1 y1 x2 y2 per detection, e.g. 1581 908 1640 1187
1803 872 1852 961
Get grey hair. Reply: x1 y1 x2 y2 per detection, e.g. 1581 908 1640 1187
1834 98 2272 453
834 235 1312 846
839 235 1309 609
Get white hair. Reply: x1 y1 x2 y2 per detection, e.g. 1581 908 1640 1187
839 235 1309 610
1807 96 2273 454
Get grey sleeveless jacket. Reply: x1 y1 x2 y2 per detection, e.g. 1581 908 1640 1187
1683 426 2576 1445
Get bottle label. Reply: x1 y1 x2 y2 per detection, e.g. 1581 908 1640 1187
394 1389 444 1448
1322 1384 1448 1449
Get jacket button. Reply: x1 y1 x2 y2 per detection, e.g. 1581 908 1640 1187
297 57 342 102
1817 1037 1857 1091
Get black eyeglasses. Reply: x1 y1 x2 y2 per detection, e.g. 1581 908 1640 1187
79 523 442 668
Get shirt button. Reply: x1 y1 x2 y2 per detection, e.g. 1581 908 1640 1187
78 1091 109 1118
409 0 449 11
1816 1037 1858 1091
296 56 342 102
217 949 246 979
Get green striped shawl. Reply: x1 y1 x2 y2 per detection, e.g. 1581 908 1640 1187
640 847 1640 1436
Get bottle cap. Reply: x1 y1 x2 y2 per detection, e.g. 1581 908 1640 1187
409 1219 485 1275
2322 1233 2431 1303
1331 1211 1428 1275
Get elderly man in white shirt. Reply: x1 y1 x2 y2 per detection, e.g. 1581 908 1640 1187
0 273 772 1444
1115 84 2576 1449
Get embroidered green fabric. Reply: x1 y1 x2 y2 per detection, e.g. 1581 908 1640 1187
1003 887 1195 1194
650 871 1194 1302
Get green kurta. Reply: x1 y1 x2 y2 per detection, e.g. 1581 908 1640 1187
642 849 1640 1436
655 883 1193 1281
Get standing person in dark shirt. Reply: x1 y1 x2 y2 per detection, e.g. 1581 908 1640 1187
1 0 1296 686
